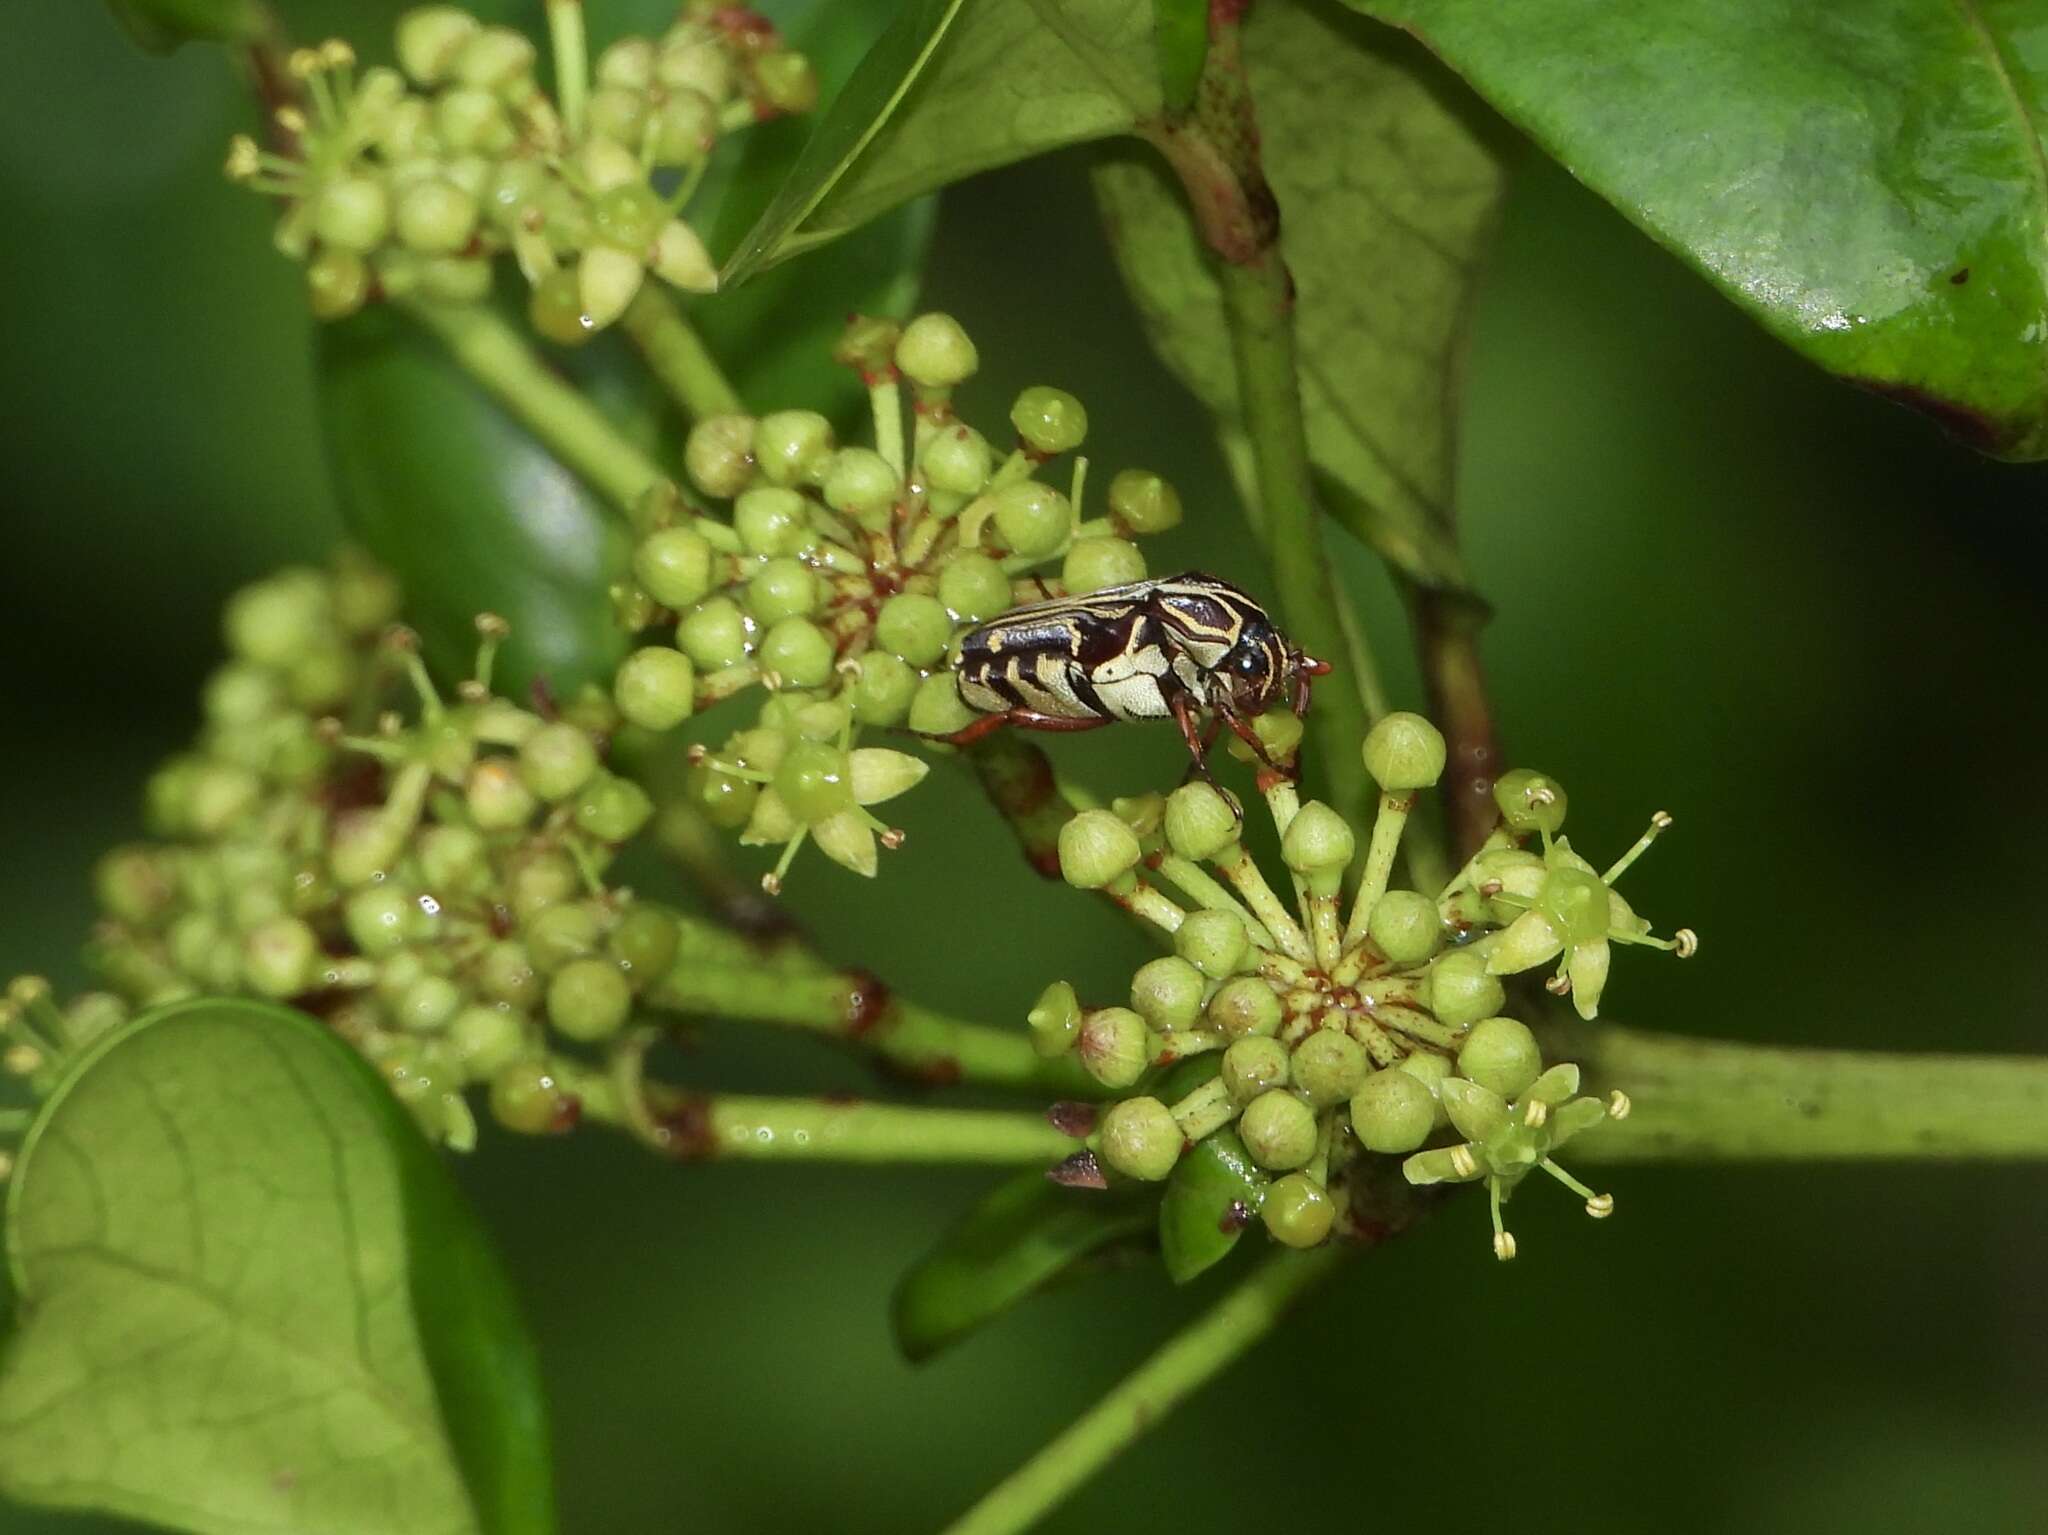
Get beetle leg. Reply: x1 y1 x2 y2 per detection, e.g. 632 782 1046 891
927 708 1116 748
1170 693 1220 785
925 711 1016 748
1292 653 1332 717
1223 708 1297 780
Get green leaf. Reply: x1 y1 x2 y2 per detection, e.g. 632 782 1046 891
319 300 636 697
694 2 938 423
0 999 552 1535
726 0 1160 283
891 1168 1153 1363
1157 1127 1267 1284
103 0 263 52
1358 0 2048 459
1093 0 1502 592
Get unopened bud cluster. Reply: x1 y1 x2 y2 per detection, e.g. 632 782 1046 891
13 555 687 1150
619 311 1184 890
1033 712 1695 1260
224 4 811 326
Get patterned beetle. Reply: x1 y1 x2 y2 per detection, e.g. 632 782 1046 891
939 573 1330 775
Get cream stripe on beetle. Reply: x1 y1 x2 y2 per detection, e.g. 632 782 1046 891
941 572 1332 776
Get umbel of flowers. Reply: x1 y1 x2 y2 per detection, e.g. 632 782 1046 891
224 4 811 327
1033 712 1697 1260
3 555 706 1151
613 312 1186 890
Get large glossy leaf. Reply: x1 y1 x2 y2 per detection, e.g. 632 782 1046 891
725 0 1158 282
1359 0 2048 459
0 999 552 1535
320 302 638 697
1094 0 1502 593
891 1168 1152 1363
1157 1127 1267 1284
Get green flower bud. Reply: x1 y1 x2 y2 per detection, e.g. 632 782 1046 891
1350 1067 1436 1153
241 916 319 999
448 1006 527 1079
656 39 731 100
614 646 696 731
519 721 599 801
223 569 329 667
1225 709 1304 770
1097 1095 1182 1181
463 759 535 832
1281 800 1354 877
418 254 491 305
1207 975 1282 1039
592 182 666 253
472 940 539 1010
1396 1050 1453 1129
773 741 854 823
529 267 593 347
1106 469 1182 534
1493 768 1567 835
450 25 536 90
651 94 717 167
396 974 463 1033
1174 908 1250 980
634 527 715 609
684 413 755 499
1163 782 1242 860
525 901 601 974
489 1060 576 1136
394 178 478 255
94 845 174 928
1261 1172 1334 1247
1222 1036 1290 1103
938 553 1011 621
596 36 654 89
909 672 977 736
1361 711 1446 791
506 848 579 921
1238 1089 1318 1170
1291 1028 1368 1107
1062 536 1145 595
579 245 645 331
344 885 413 956
1027 980 1081 1058
1368 889 1441 964
433 87 514 154
313 174 390 253
745 557 821 623
484 159 547 231
1541 865 1610 945
677 596 752 670
574 771 652 843
1130 956 1206 1032
757 617 835 689
849 651 919 726
688 758 759 828
876 592 953 668
752 50 818 115
1424 947 1504 1028
1058 809 1141 889
894 313 978 389
602 906 674 983
1009 386 1088 455
920 424 992 495
824 447 901 521
307 248 370 321
733 487 809 557
753 410 834 487
1077 1006 1150 1089
990 482 1072 559
396 6 479 84
1457 1016 1543 1099
547 957 632 1042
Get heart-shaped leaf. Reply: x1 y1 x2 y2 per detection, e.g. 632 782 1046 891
725 0 1159 283
1358 0 2048 459
1158 1127 1267 1284
1093 0 1502 593
0 999 552 1535
892 1168 1152 1363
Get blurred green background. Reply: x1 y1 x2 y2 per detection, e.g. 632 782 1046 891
4 4 2046 1533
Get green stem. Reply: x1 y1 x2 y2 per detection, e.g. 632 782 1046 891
1563 1023 2048 1161
581 1060 1078 1164
964 734 1079 881
943 1245 1349 1535
619 286 744 421
1409 585 1501 861
398 297 667 514
545 0 588 145
649 958 1098 1095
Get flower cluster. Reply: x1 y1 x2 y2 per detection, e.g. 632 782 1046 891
1032 713 1694 1260
224 4 810 327
8 556 695 1150
611 312 1186 890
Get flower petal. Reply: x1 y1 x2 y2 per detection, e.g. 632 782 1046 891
1568 939 1612 1020
1484 909 1565 974
849 747 928 805
813 809 877 877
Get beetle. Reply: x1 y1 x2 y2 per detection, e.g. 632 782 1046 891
935 573 1330 775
